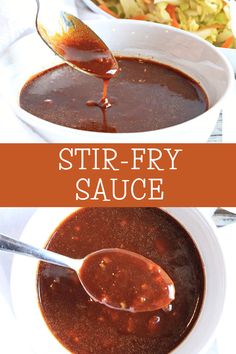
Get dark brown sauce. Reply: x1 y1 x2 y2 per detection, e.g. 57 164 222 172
20 57 208 133
37 207 205 354
80 249 175 312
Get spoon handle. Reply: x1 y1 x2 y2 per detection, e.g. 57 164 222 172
0 233 75 270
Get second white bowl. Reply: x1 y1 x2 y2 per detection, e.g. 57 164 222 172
10 207 226 354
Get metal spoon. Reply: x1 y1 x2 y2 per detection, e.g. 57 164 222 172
35 0 118 79
0 233 175 312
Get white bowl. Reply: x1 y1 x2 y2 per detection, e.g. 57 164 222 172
218 47 236 73
0 20 234 143
11 207 226 354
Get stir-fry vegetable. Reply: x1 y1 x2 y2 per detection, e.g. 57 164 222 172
94 0 236 48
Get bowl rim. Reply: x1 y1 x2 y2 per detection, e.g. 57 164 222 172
10 207 226 354
3 19 234 139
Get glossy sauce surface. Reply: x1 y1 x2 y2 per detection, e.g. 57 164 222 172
20 58 208 133
37 208 204 354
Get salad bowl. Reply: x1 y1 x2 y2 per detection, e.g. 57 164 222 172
82 0 236 71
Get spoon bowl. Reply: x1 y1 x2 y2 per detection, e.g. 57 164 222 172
35 0 118 79
80 248 175 312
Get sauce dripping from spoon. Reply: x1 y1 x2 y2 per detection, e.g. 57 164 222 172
86 79 112 130
36 10 118 129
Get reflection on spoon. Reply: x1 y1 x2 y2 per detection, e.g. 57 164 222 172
0 234 175 313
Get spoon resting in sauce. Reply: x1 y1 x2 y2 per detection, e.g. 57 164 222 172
0 234 175 312
80 248 175 312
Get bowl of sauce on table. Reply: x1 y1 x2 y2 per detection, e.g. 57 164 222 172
10 207 226 354
20 13 208 135
2 20 233 142
37 207 204 354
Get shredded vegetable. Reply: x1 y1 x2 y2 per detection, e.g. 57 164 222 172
94 0 236 48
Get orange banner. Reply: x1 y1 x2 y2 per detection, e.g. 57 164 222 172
0 144 234 206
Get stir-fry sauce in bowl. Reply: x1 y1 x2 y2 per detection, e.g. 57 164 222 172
10 207 227 354
37 208 205 354
1 20 233 142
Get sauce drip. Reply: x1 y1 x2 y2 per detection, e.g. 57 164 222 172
37 13 117 129
79 249 175 313
86 79 112 131
86 79 111 109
